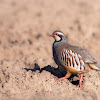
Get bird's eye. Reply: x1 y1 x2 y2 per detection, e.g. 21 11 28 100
55 33 59 35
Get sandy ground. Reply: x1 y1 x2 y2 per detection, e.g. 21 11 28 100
0 0 100 100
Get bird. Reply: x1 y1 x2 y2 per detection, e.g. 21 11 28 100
50 30 100 87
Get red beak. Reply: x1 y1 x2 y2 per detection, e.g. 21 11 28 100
50 34 54 37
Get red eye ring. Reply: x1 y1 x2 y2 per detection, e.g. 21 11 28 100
55 33 59 35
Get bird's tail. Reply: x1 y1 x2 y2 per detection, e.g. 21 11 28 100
89 63 100 71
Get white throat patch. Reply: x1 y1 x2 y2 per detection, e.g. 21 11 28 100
54 35 61 41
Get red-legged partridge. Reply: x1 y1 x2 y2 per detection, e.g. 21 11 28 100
50 30 100 87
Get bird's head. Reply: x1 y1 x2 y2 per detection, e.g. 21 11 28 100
50 30 65 42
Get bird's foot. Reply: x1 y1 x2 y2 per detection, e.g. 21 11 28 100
56 76 67 82
78 82 82 88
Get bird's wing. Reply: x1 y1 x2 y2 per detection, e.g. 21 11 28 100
58 47 89 72
65 44 97 64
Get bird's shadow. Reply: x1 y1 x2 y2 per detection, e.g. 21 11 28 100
24 63 79 86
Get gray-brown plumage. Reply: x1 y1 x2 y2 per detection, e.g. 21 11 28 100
50 30 100 87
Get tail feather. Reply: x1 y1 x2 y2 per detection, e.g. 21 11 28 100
89 63 100 71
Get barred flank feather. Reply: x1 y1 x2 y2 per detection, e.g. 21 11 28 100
61 49 85 71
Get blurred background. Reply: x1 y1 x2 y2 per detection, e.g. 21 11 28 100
0 0 100 100
0 0 100 61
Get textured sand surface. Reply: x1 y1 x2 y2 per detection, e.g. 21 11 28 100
0 0 100 100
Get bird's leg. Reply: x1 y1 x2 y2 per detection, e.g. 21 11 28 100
56 71 71 81
56 76 67 81
78 74 83 87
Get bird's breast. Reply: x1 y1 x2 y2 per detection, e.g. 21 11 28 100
52 45 62 66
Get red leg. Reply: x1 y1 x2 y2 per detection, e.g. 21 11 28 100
78 74 83 88
56 76 68 81
56 72 71 82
